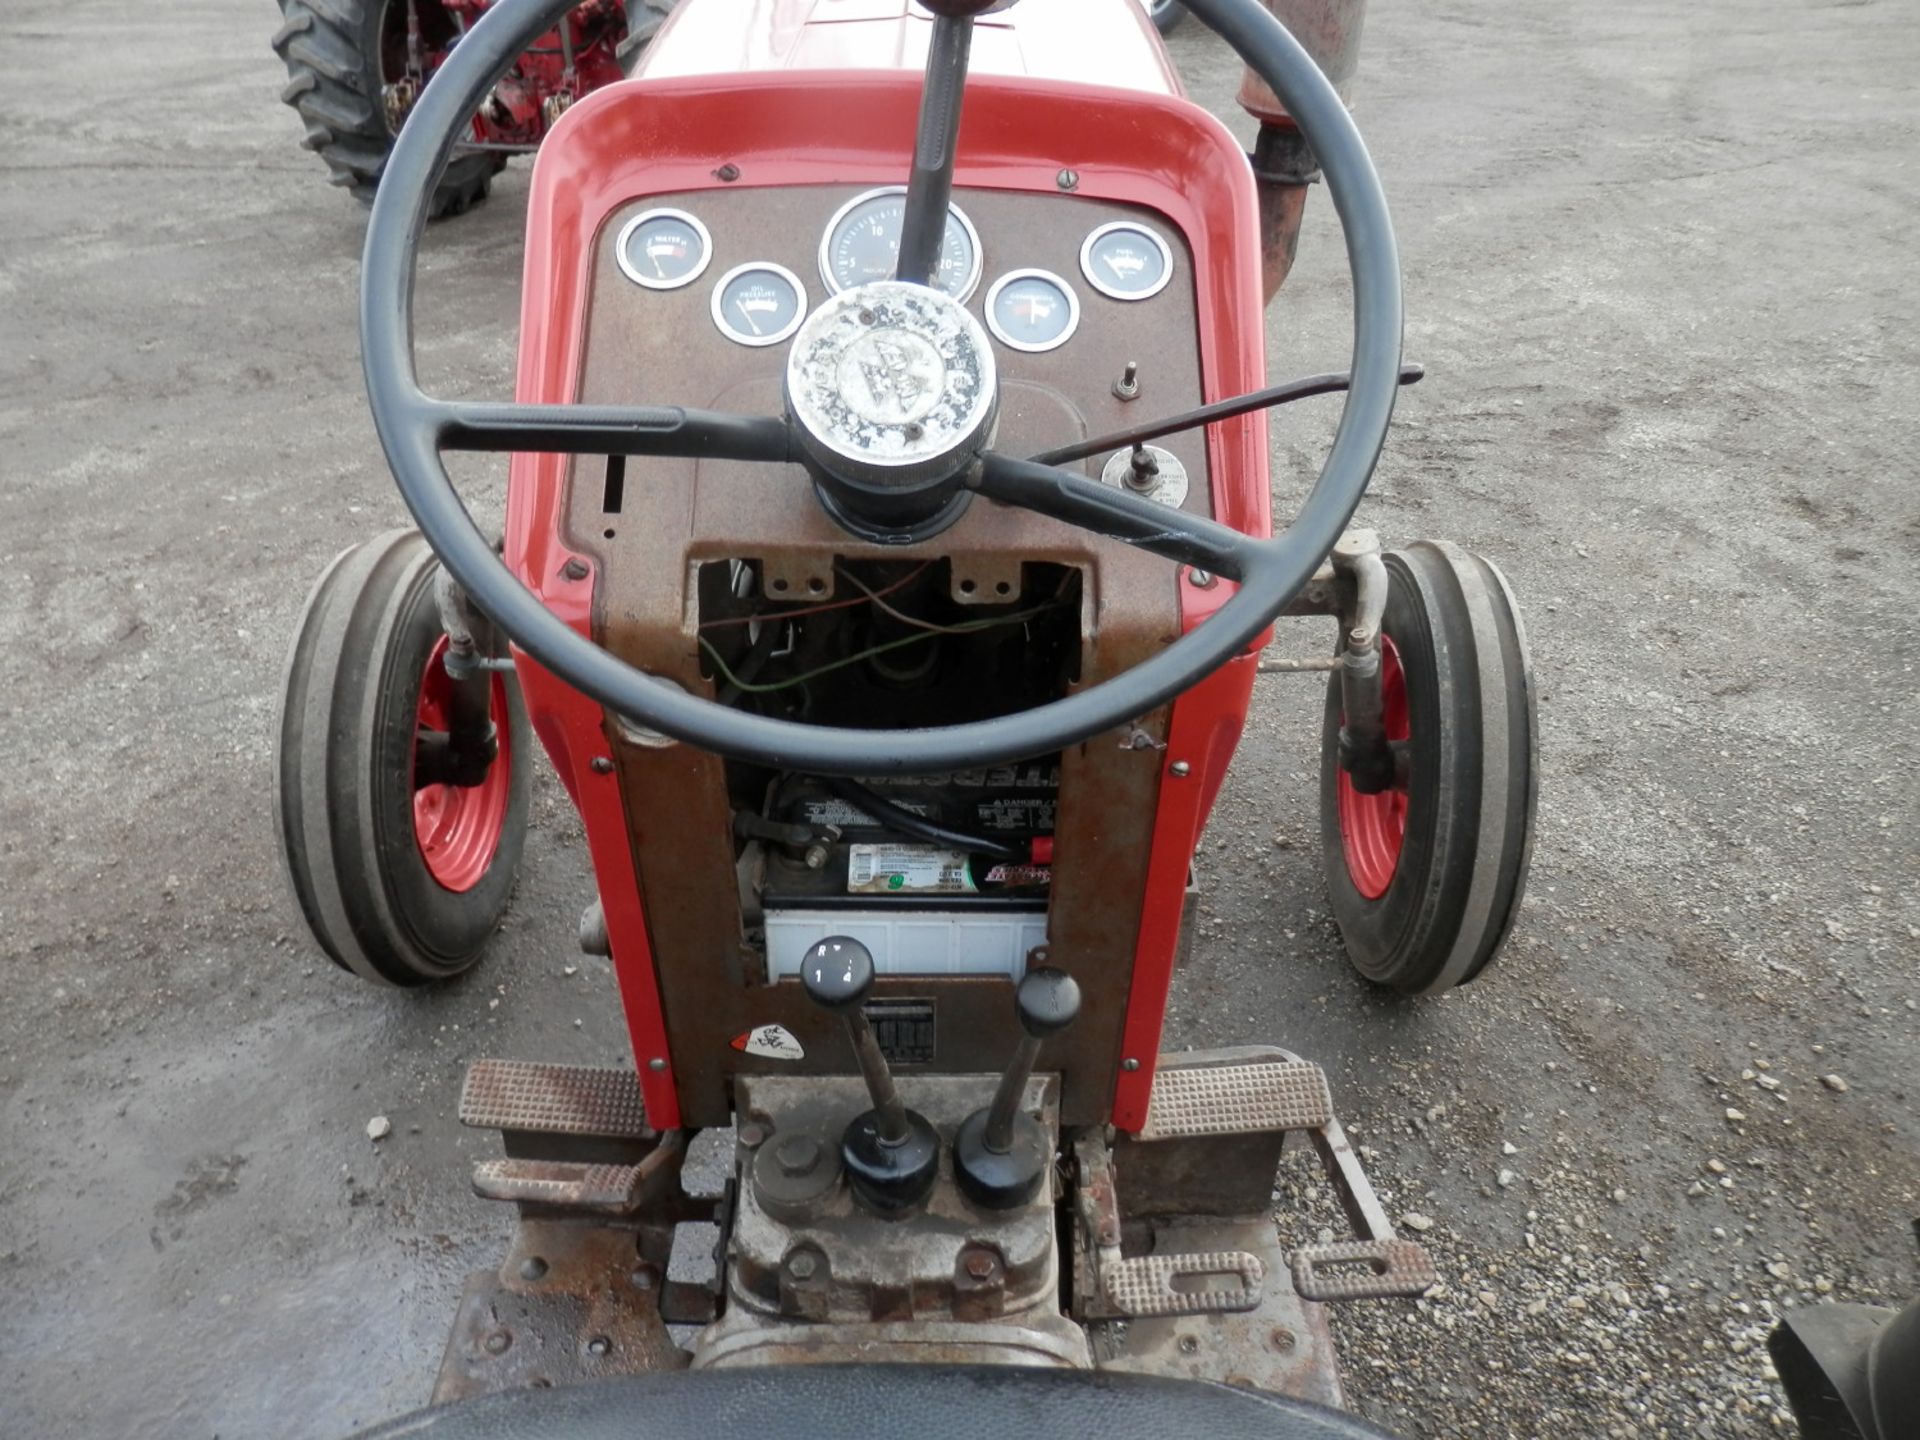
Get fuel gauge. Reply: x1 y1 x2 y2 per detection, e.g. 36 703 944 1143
1080 220 1174 302
615 208 712 290
710 262 807 348
985 269 1080 353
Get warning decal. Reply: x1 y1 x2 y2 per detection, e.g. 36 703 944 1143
731 1024 805 1061
846 844 977 895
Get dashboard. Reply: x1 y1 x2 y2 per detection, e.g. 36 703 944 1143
577 183 1210 521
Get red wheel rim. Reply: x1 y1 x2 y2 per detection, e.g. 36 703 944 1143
411 636 512 893
1336 633 1410 901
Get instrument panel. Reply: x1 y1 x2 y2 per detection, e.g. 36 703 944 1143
611 188 1180 363
582 183 1210 527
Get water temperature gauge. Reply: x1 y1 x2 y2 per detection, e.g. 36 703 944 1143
984 269 1080 353
615 208 712 290
710 262 807 348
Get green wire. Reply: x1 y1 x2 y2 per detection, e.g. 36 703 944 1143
698 605 1057 696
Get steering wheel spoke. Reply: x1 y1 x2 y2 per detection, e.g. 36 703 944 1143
429 400 793 461
974 453 1266 582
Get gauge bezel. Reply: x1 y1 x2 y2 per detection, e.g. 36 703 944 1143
818 185 984 304
983 268 1082 354
709 261 808 348
614 207 714 291
1078 219 1176 302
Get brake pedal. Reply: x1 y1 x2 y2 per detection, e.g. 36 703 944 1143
471 1158 646 1213
459 1059 651 1140
1291 1239 1438 1301
1099 1250 1266 1317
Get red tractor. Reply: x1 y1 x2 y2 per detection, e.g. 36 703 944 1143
271 0 668 216
277 1 1539 1434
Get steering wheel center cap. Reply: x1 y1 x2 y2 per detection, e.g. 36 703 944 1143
787 281 998 508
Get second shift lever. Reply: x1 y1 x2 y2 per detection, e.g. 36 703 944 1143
953 966 1081 1209
800 936 940 1215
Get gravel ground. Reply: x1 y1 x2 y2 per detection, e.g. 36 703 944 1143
1 2 1915 1438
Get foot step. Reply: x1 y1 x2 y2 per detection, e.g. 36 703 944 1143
1138 1060 1333 1140
1291 1239 1438 1301
459 1059 651 1140
471 1158 645 1213
1100 1250 1265 1317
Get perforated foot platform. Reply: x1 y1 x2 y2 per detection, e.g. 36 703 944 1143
471 1158 646 1213
459 1059 650 1140
1100 1250 1265 1317
1138 1059 1333 1140
1291 1239 1438 1301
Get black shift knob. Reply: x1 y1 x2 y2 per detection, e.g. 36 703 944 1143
801 937 875 1012
1015 968 1080 1039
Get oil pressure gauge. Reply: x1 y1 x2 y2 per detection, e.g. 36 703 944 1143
615 208 712 290
1080 220 1174 301
711 262 807 348
985 269 1080 353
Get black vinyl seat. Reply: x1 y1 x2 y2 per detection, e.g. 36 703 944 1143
354 1366 1399 1439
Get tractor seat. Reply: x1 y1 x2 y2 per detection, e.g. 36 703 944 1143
352 1366 1399 1440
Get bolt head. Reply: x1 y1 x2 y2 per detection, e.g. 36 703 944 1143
774 1135 822 1177
483 1329 512 1355
964 1251 996 1280
1270 1326 1297 1352
586 1335 612 1357
1057 168 1079 190
518 1256 548 1282
1178 1334 1200 1355
737 1122 768 1149
786 1251 819 1281
1169 761 1191 778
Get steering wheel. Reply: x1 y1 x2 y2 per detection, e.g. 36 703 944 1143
359 0 1402 776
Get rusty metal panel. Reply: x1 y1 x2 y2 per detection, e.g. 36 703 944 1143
431 1219 689 1404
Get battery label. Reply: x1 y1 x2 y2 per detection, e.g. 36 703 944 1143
846 844 978 895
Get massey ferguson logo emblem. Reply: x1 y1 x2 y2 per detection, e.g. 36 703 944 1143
845 331 942 427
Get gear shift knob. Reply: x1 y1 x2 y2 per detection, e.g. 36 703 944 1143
799 937 939 1215
1014 966 1080 1040
801 935 875 1012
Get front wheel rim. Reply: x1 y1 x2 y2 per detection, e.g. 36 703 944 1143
1336 633 1409 900
411 636 513 892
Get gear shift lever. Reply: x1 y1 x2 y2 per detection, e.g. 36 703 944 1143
800 936 940 1214
953 967 1081 1209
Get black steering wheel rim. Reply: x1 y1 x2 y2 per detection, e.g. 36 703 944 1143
359 0 1402 776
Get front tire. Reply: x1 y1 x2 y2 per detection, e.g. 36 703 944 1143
275 530 531 986
1318 542 1538 994
271 0 504 219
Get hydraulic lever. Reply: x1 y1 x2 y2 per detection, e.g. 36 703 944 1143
800 936 940 1214
952 967 1081 1209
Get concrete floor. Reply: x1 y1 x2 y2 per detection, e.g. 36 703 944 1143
1 2 1915 1437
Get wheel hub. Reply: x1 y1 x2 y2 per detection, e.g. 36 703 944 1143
786 281 997 539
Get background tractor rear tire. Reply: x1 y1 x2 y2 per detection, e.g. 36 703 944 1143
1144 0 1188 35
275 529 530 986
1318 541 1538 995
271 0 504 219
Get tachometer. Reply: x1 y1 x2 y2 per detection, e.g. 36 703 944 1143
820 186 983 302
